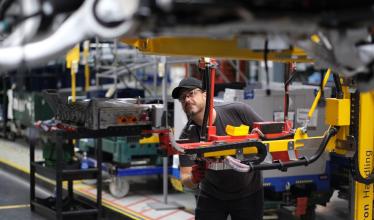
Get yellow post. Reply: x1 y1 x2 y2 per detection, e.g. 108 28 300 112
71 67 76 102
66 44 80 103
353 91 374 220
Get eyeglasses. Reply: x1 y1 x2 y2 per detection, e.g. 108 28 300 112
179 89 200 103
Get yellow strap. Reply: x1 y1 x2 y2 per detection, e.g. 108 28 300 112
83 40 90 92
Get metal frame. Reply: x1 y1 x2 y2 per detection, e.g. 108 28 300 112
30 125 146 219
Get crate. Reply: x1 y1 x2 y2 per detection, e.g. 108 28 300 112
79 136 159 165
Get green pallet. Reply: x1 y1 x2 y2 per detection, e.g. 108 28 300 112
79 137 159 165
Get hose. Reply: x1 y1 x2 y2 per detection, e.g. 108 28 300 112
332 74 343 99
251 126 338 172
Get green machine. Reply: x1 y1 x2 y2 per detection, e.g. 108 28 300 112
9 91 54 139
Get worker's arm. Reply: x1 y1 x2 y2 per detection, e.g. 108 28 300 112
180 162 206 189
180 166 197 189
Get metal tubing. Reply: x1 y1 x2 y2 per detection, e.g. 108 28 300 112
162 156 168 204
29 141 35 210
96 138 102 218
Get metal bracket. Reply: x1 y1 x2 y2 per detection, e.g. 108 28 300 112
236 148 244 161
287 141 297 161
264 143 273 164
207 161 232 170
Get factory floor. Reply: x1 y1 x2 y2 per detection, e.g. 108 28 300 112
0 138 349 220
0 168 48 220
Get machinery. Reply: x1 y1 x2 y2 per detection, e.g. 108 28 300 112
0 1 373 219
42 90 164 130
155 58 373 220
40 91 167 197
1 1 374 91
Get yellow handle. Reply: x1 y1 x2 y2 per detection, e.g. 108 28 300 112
308 68 331 119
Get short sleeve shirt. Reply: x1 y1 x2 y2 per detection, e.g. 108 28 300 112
179 102 264 200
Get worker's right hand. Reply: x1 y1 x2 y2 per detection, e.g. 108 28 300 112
191 162 206 184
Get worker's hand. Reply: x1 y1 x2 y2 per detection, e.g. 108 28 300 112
191 162 206 184
224 156 251 172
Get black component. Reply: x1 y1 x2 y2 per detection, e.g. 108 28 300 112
349 91 359 142
319 71 326 107
253 122 285 134
0 0 13 20
185 140 267 165
284 63 298 122
0 75 10 139
349 91 374 184
333 74 343 99
261 132 295 141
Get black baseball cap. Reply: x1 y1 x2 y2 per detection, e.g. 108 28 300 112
172 77 203 99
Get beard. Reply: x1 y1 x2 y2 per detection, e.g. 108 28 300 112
186 110 196 117
184 103 204 118
185 107 196 117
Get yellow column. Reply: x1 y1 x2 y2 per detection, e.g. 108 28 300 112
353 91 374 220
66 44 80 103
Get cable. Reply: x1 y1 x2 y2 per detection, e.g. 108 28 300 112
350 137 374 185
251 126 338 172
349 91 374 184
332 74 343 99
284 63 297 125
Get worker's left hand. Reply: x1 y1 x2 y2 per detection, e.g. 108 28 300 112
224 156 251 172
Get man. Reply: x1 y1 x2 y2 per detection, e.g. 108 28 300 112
172 77 264 220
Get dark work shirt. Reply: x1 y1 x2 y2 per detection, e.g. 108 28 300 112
179 102 264 200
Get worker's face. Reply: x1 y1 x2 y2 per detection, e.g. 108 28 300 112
179 88 206 116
